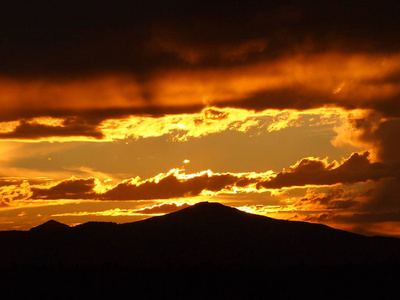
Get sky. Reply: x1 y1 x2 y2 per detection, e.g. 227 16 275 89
1 0 400 237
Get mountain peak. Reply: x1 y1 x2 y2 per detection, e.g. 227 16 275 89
187 201 234 211
164 201 243 219
134 201 271 228
29 220 69 232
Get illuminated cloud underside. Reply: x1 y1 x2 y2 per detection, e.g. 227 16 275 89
0 106 361 142
1 151 391 204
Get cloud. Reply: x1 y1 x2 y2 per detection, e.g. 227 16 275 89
258 152 391 189
51 202 192 218
5 151 392 202
0 181 32 206
360 177 400 213
333 111 400 161
101 169 257 200
17 170 259 201
295 187 360 210
133 202 192 214
283 176 400 236
0 106 349 142
100 107 346 141
0 117 103 140
2 53 400 123
2 1 399 78
1 1 400 140
31 177 98 200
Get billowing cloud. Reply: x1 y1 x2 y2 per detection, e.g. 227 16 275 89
1 53 400 127
331 111 400 228
100 107 346 141
332 111 400 162
0 106 348 142
258 152 391 189
4 151 393 203
294 187 361 210
0 181 32 207
1 0 400 141
2 1 399 78
31 177 98 200
101 169 259 200
0 117 103 141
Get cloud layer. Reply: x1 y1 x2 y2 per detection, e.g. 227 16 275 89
1 1 400 141
5 151 391 203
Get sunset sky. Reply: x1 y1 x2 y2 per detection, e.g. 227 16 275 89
1 1 400 237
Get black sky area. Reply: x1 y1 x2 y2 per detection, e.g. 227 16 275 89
1 0 399 79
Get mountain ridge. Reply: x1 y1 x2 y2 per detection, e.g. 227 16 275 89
29 219 70 232
0 201 398 270
1 202 400 298
24 202 398 240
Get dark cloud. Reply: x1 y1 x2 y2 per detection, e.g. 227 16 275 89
0 177 49 187
258 152 391 189
296 187 359 210
25 171 254 201
0 118 103 140
361 177 400 213
337 211 400 224
370 120 400 163
101 172 250 200
21 152 395 201
1 1 399 79
0 0 399 139
221 87 400 117
31 178 97 200
343 114 400 163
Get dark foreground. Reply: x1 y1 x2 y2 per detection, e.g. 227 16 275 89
2 264 399 299
1 202 400 299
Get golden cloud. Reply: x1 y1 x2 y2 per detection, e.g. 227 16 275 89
1 52 399 120
258 152 391 189
51 202 193 218
0 106 349 142
2 151 392 203
100 107 348 141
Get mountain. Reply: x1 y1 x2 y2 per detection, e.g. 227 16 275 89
1 202 400 298
29 219 70 232
1 201 400 269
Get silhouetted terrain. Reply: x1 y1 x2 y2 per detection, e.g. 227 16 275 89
1 202 400 299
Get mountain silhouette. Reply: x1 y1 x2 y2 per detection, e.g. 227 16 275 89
1 202 400 298
29 219 70 232
1 201 400 269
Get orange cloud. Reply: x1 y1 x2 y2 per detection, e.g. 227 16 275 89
0 106 349 142
0 181 32 207
258 152 391 190
294 187 360 210
0 51 399 142
101 169 260 200
3 153 400 237
1 52 399 121
100 107 347 141
31 177 98 200
0 118 103 141
333 111 400 164
6 151 392 203
51 202 193 218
